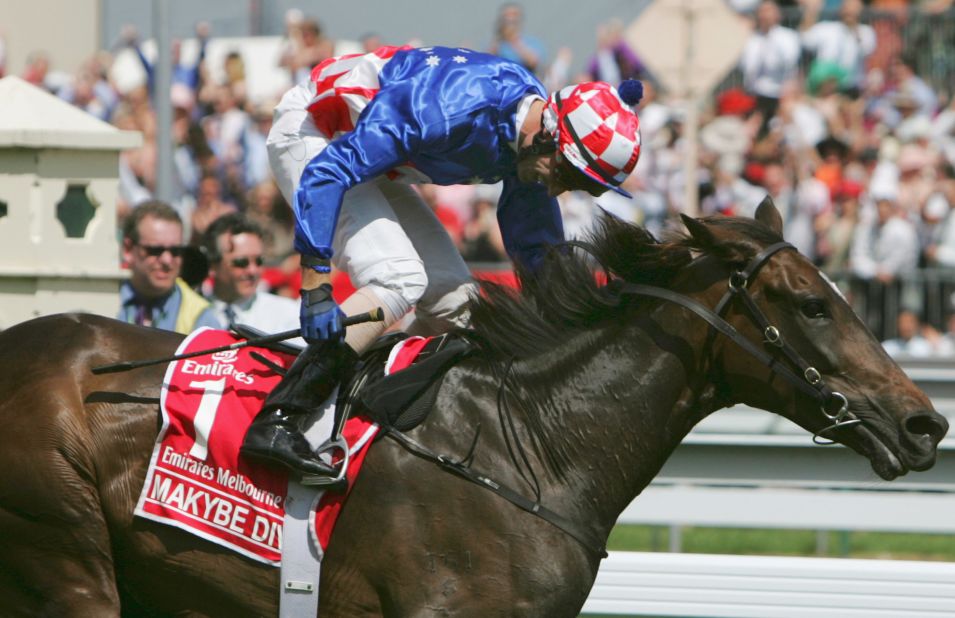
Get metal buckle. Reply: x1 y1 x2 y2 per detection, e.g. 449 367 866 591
763 326 783 347
804 367 821 385
728 271 747 291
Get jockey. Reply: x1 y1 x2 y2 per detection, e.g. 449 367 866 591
240 45 644 486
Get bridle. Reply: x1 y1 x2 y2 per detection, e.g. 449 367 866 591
615 241 861 444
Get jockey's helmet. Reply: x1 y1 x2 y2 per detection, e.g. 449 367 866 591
543 79 643 198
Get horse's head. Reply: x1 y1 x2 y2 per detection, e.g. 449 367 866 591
682 198 948 480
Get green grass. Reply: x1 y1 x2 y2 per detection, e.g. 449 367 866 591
607 524 955 561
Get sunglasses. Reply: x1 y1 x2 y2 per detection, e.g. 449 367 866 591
138 244 185 258
230 256 264 268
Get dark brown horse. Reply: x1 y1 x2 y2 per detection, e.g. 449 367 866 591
0 201 947 617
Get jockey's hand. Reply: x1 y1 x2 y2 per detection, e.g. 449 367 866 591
300 284 345 343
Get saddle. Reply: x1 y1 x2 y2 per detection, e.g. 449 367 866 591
345 332 474 433
230 324 474 433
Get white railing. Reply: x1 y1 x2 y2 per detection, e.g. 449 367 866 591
583 551 955 617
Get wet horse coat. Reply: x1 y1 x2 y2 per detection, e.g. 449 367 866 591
0 203 947 616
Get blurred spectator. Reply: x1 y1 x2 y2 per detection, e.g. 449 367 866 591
586 18 644 85
191 174 238 243
700 154 763 218
202 85 250 175
243 102 275 190
919 192 950 258
816 179 863 272
851 196 920 282
57 55 119 122
21 51 55 91
800 0 876 96
171 85 204 204
360 32 384 53
488 3 547 74
461 185 508 263
246 180 295 264
924 187 955 267
279 17 334 84
222 50 248 104
788 161 832 261
896 142 939 218
701 89 759 172
885 55 938 125
882 309 936 357
201 213 300 338
739 1 801 136
932 96 955 169
813 136 850 198
118 200 221 333
777 80 828 152
122 22 210 97
543 47 573 93
278 9 306 83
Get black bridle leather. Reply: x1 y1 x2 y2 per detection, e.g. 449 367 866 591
617 241 860 444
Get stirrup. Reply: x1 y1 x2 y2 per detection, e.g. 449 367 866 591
300 437 350 487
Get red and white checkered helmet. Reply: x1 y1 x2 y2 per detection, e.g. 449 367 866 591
543 80 642 198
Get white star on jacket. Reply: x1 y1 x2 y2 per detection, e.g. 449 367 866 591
426 55 440 67
453 55 467 64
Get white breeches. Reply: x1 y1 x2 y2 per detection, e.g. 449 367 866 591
267 84 474 331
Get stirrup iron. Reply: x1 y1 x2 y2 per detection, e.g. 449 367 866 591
300 437 350 487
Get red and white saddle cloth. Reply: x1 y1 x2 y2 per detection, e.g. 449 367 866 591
134 329 429 565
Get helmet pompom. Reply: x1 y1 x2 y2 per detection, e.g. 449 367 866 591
618 79 644 107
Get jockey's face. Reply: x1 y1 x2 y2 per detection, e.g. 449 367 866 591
211 232 264 303
517 151 607 198
124 215 183 298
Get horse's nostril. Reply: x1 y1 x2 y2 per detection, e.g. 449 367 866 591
904 413 948 445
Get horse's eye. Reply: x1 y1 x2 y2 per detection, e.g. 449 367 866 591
801 299 828 319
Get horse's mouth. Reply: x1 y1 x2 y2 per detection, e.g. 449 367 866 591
852 421 907 480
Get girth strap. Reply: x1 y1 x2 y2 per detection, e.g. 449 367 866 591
384 428 609 559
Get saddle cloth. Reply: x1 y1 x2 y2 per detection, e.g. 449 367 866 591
134 329 430 564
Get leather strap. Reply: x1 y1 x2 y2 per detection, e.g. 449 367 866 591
384 428 609 559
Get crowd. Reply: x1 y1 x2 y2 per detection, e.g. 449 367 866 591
7 0 955 354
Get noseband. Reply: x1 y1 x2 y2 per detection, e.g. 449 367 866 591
618 241 860 445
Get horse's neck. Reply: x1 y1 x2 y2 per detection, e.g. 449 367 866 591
508 315 720 535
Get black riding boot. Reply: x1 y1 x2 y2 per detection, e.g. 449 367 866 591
240 340 358 487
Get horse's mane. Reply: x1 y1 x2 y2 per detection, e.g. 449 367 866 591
466 213 781 359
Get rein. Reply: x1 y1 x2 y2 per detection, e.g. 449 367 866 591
617 241 860 444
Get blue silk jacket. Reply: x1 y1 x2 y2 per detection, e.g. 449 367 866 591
294 46 563 271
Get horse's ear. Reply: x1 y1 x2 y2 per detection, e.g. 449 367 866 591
680 214 717 249
681 213 757 265
755 196 784 237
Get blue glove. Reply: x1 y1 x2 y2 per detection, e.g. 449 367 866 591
300 284 345 343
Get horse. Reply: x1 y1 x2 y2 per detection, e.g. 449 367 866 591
0 200 947 617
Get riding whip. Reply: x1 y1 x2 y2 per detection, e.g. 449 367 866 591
91 308 384 375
